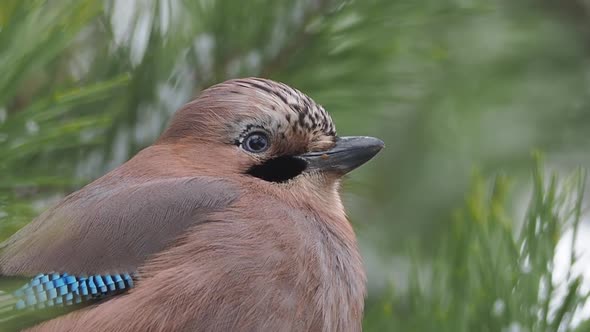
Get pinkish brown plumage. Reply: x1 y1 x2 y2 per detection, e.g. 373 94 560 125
0 78 383 331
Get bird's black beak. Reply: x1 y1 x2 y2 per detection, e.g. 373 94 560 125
298 136 384 175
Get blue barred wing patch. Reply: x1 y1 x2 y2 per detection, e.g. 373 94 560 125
13 273 134 310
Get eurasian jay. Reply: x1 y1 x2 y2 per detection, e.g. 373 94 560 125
0 78 383 331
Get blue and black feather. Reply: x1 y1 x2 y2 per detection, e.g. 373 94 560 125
11 272 134 310
0 272 134 330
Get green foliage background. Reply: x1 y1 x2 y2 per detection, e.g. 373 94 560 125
2 0 590 330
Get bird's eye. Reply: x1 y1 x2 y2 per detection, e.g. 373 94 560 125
242 132 270 153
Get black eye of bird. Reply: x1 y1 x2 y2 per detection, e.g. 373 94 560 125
242 132 269 153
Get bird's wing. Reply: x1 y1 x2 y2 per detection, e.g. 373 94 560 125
0 176 237 330
0 176 237 275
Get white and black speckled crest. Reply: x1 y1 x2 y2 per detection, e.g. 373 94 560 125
224 78 337 139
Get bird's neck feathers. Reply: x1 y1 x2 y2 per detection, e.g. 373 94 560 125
252 174 366 330
278 173 353 241
275 181 367 330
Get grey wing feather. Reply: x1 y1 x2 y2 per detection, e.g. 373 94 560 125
0 176 237 276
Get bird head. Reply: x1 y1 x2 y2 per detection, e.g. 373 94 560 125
157 78 383 192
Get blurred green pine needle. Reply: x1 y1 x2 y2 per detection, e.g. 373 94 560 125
364 161 590 331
